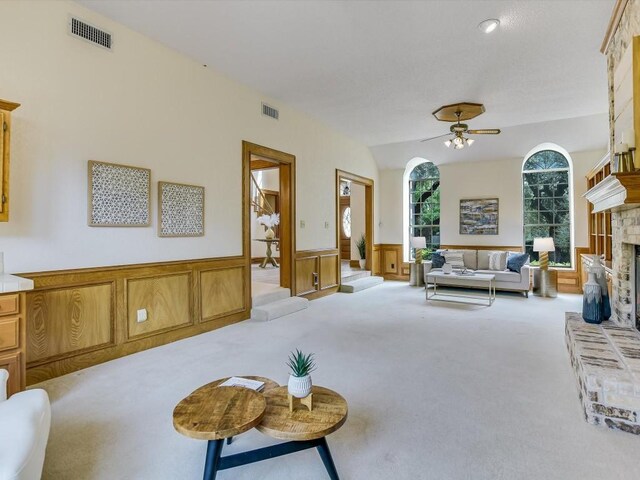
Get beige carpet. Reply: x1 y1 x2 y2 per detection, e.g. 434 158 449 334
36 282 640 479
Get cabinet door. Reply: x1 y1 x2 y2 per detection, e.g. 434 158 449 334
0 352 21 397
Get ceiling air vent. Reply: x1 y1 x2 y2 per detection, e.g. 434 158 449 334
69 16 112 50
262 102 279 120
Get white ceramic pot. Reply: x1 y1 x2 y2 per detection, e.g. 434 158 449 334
442 263 453 274
288 374 312 398
358 259 366 269
264 227 275 240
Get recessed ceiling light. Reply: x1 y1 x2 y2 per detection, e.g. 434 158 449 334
478 19 500 34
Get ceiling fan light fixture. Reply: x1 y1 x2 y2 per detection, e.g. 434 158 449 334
444 139 452 147
453 143 465 150
478 18 500 34
466 138 475 146
453 136 463 146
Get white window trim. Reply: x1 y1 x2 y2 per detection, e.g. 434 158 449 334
403 157 439 262
521 143 575 268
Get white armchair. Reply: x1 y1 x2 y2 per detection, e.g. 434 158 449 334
0 369 51 480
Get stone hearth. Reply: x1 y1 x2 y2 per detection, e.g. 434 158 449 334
566 313 640 434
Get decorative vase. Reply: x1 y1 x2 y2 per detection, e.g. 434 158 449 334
582 271 603 324
442 263 453 274
264 227 275 240
588 256 611 320
358 259 366 269
288 374 312 398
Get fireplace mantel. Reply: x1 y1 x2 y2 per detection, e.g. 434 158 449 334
584 172 640 213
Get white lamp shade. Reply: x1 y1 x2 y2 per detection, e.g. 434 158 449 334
411 237 427 249
533 237 555 252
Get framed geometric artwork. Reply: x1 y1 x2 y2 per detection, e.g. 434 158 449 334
459 198 499 235
158 181 205 237
88 161 151 227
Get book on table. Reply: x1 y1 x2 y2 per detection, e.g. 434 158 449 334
219 377 265 392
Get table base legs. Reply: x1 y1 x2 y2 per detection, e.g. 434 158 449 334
203 437 339 480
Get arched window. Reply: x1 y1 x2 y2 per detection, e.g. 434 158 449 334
408 161 440 260
522 149 572 267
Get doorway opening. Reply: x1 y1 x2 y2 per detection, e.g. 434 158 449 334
335 170 374 284
243 142 296 305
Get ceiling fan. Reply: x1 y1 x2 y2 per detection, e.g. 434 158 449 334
421 102 501 149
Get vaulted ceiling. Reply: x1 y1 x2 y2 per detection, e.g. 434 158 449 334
80 0 614 168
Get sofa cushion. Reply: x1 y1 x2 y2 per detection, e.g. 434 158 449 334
475 269 522 283
447 249 477 269
478 250 506 270
507 252 530 273
488 251 508 271
444 251 465 268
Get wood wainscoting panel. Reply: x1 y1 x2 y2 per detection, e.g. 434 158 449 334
21 256 250 384
440 245 524 252
319 254 339 290
383 249 398 275
200 266 245 321
372 245 381 275
26 283 114 364
126 273 192 340
295 256 318 296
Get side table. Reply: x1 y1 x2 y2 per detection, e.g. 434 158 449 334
254 238 279 268
533 269 558 298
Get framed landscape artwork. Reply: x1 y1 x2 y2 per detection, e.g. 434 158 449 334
459 198 499 235
88 160 151 227
158 181 205 237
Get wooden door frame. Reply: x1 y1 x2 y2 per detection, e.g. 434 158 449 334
243 141 296 300
335 170 374 275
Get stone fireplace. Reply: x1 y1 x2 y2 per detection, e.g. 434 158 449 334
564 206 640 435
611 207 640 328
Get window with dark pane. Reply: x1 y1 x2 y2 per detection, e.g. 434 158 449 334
522 150 572 267
409 162 440 260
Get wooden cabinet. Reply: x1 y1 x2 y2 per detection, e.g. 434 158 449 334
0 99 20 222
586 155 613 262
0 292 26 397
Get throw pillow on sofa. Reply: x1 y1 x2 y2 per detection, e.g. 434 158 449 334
444 251 465 268
431 252 445 268
507 252 529 273
488 251 508 271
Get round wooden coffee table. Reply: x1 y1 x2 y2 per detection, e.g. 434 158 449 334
173 379 347 480
173 385 266 441
258 386 348 440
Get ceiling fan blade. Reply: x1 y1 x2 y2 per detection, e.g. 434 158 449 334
420 133 451 142
467 129 501 135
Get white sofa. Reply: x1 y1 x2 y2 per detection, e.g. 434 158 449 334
423 249 531 297
0 369 51 480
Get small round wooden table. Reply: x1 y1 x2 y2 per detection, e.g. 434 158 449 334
254 238 279 268
173 379 347 480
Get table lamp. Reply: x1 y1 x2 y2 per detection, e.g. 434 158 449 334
533 237 555 271
411 237 427 263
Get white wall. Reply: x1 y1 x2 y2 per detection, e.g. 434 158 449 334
349 183 366 260
378 169 404 244
0 1 379 273
378 148 606 258
251 168 279 258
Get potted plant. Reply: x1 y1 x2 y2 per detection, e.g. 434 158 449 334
286 349 316 398
257 213 280 240
356 234 366 269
